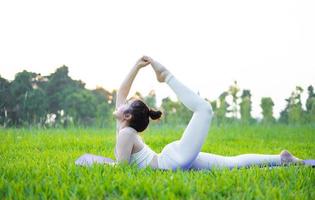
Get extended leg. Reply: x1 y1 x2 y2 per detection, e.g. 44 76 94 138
189 149 302 170
190 152 281 170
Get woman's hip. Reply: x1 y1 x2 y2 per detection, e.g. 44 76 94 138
157 140 196 170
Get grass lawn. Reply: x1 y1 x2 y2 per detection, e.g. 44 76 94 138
1 125 314 199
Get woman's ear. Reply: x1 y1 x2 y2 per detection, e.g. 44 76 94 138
123 113 132 121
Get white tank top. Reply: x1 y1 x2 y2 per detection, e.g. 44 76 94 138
115 144 157 168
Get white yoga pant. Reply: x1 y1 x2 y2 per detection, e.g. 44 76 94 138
157 72 213 170
189 152 281 170
156 70 281 170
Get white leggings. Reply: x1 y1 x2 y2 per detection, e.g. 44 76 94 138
157 72 281 170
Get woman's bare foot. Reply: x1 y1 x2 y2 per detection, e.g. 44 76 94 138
143 56 172 83
280 150 303 165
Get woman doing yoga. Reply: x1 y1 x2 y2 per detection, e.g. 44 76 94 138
113 56 302 171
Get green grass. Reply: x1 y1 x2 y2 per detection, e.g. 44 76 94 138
1 125 315 199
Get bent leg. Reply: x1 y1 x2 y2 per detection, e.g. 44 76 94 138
190 152 281 170
158 73 213 170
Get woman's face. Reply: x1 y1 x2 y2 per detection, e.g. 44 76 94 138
113 99 135 120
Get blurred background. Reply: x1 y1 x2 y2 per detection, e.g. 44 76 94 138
0 0 314 128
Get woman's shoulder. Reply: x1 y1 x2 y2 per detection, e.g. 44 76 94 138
119 126 137 134
117 127 138 139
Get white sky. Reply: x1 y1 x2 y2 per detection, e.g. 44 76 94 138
0 0 314 119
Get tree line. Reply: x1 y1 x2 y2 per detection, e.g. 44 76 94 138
0 66 314 128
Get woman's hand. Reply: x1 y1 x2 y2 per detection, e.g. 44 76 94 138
116 56 150 111
135 56 151 69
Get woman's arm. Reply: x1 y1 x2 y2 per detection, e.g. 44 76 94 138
115 129 136 164
115 57 150 136
115 57 150 109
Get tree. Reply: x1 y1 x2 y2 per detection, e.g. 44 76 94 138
144 90 157 109
288 86 304 124
0 76 10 127
307 98 315 124
240 89 253 124
228 81 240 119
160 97 175 124
64 90 97 126
279 86 304 124
260 97 275 124
45 65 85 125
306 85 315 124
8 70 41 126
23 88 48 125
92 87 115 127
279 98 289 124
216 92 229 125
176 102 193 125
206 98 217 113
109 89 117 106
160 96 192 125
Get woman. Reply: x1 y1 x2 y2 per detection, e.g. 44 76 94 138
113 56 302 171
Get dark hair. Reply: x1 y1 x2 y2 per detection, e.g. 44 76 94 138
124 99 162 132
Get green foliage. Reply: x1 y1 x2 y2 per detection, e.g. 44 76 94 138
0 66 314 127
260 97 275 124
279 86 306 125
240 90 253 124
0 67 118 128
0 125 314 199
22 88 48 125
228 81 240 119
46 66 85 117
7 71 47 126
144 90 157 109
92 87 116 128
306 86 315 124
0 76 10 126
307 98 315 124
64 90 97 126
215 92 230 125
160 97 193 126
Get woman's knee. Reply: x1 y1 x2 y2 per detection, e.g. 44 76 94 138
196 101 213 118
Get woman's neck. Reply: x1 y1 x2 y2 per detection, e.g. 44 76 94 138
118 121 129 130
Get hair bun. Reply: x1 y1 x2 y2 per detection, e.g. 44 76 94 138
148 109 162 120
